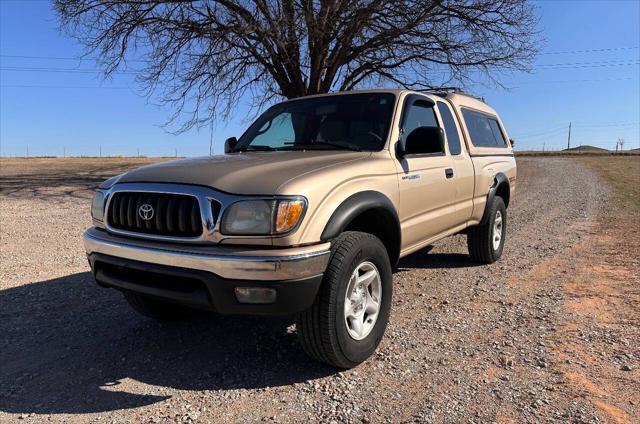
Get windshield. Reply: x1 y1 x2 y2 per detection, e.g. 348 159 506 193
233 93 396 152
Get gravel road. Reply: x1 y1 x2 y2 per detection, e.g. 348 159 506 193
1 157 636 423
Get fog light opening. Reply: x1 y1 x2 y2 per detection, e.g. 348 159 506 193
234 287 277 304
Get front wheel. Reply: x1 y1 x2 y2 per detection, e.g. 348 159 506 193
296 231 393 368
467 196 507 264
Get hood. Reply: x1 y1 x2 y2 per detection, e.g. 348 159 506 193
117 151 369 194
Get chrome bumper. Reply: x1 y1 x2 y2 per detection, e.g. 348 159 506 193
83 227 331 281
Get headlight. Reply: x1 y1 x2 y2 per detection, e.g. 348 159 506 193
220 198 306 235
221 200 273 234
91 190 107 221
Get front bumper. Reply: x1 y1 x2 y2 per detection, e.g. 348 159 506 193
83 227 331 314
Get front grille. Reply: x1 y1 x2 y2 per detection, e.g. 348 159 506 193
107 192 203 238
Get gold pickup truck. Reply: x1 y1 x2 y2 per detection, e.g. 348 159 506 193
84 89 516 368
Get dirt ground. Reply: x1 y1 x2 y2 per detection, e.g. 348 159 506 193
0 156 638 423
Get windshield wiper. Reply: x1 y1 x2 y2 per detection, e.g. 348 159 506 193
235 145 276 152
282 141 363 152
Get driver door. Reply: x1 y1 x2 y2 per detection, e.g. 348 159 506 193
396 95 457 249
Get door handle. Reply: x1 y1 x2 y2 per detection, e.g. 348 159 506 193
445 168 454 179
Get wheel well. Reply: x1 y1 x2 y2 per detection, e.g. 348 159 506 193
343 208 400 266
495 181 510 207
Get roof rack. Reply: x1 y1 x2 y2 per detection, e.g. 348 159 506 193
421 87 486 103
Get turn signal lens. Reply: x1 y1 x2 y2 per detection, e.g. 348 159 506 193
275 200 305 233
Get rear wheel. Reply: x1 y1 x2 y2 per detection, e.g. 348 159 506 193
467 196 507 264
296 231 393 369
123 291 194 321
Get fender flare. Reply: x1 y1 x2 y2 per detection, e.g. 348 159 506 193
480 172 510 225
320 191 401 264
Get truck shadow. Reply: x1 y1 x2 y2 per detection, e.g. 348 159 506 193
1 247 478 415
0 272 336 415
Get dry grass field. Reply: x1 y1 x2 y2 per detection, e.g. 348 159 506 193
1 156 638 423
577 156 640 209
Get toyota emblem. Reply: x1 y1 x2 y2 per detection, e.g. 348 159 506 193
138 203 154 221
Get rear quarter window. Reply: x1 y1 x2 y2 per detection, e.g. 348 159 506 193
461 108 507 148
436 101 462 155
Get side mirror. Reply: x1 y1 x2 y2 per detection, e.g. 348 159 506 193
224 137 238 154
509 138 515 147
401 126 445 156
395 138 406 157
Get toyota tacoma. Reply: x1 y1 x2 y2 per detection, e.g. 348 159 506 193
84 89 516 368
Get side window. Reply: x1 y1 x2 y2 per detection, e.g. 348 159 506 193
402 100 443 155
403 100 438 135
436 102 462 155
487 119 507 146
461 109 507 148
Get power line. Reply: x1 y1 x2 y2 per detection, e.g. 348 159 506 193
1 61 638 76
516 125 566 136
575 122 639 128
539 46 639 55
0 66 138 75
0 54 146 63
537 59 640 66
4 61 638 72
513 77 637 85
3 77 636 91
514 126 568 140
1 54 92 60
513 122 639 139
533 60 640 69
3 46 637 61
1 84 132 89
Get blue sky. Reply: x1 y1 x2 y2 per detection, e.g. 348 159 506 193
1 0 638 157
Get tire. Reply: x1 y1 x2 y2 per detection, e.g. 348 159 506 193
123 291 194 321
467 196 507 264
296 231 393 368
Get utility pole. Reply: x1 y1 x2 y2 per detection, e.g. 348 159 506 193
26 145 29 158
209 123 214 156
99 145 102 157
63 147 66 158
175 148 178 158
567 122 572 150
137 148 140 158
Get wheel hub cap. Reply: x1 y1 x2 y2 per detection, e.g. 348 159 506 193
350 285 366 313
492 210 503 250
344 261 382 340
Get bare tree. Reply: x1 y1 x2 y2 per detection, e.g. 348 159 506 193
55 0 539 131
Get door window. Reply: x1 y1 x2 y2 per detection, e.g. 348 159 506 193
403 100 438 135
402 100 443 155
